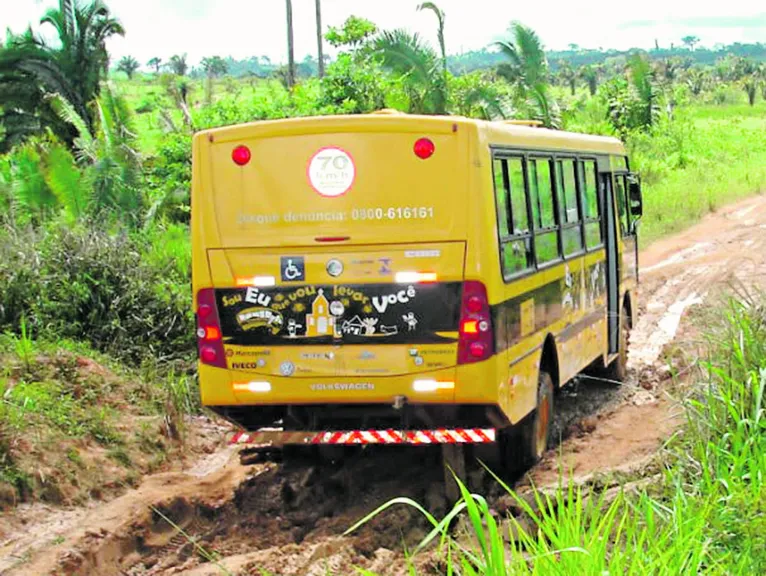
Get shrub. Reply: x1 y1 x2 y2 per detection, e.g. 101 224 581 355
0 222 194 365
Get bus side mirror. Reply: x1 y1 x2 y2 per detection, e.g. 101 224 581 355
627 173 643 219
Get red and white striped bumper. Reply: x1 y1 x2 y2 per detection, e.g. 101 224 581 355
230 428 496 446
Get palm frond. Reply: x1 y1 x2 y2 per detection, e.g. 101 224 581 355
44 141 87 221
48 92 96 161
375 29 439 85
418 2 446 66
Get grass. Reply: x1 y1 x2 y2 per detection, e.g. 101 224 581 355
346 292 766 574
632 101 766 243
0 337 205 507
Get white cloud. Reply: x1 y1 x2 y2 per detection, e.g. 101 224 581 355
4 1 765 69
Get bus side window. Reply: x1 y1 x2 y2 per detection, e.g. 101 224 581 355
614 174 632 237
529 158 560 266
580 160 603 249
493 158 511 237
493 155 533 278
556 159 583 257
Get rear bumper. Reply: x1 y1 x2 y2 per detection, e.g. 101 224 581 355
209 402 511 432
231 428 496 446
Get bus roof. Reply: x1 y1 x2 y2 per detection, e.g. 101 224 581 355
196 113 626 157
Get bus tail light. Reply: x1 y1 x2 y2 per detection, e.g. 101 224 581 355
457 281 494 364
197 288 227 368
413 138 435 159
232 145 251 166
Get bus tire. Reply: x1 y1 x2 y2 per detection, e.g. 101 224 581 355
521 370 554 467
606 305 630 383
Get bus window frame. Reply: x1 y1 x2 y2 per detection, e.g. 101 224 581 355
528 155 563 270
491 154 535 281
580 156 605 252
553 154 586 260
490 147 609 284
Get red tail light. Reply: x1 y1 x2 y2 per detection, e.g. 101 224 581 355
197 288 227 368
232 145 251 166
413 138 435 159
457 281 494 364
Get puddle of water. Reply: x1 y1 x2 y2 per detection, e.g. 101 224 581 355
643 243 712 274
631 292 704 367
733 204 757 219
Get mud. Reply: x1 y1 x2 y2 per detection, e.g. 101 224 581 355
4 194 766 576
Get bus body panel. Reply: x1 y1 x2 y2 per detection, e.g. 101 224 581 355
191 114 633 433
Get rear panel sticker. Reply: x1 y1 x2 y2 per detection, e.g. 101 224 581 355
307 147 355 197
217 283 461 346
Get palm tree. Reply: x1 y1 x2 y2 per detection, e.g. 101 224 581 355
201 56 228 104
578 64 600 96
495 22 559 127
315 0 324 78
0 0 124 152
117 55 140 79
557 60 576 95
374 29 447 114
51 84 143 218
681 35 699 51
168 54 188 76
147 57 162 73
742 74 759 106
285 0 295 88
418 2 446 76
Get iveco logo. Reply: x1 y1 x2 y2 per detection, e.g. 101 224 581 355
326 259 344 277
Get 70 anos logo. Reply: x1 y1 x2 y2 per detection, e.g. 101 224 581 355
307 147 356 197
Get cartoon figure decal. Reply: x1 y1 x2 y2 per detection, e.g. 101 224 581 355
236 308 283 333
216 282 461 345
286 319 303 338
361 318 378 335
403 312 418 331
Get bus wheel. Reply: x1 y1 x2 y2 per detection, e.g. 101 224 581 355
521 370 554 466
607 306 630 383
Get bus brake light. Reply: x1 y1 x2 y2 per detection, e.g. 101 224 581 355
457 281 494 364
196 288 227 369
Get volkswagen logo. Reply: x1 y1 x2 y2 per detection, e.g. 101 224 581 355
326 259 344 277
279 361 295 377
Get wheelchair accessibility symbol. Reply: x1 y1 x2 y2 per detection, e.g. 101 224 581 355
280 256 305 282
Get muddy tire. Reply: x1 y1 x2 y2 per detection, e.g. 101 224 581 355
520 371 555 467
606 306 630 383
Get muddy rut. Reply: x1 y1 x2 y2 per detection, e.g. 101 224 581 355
3 195 766 576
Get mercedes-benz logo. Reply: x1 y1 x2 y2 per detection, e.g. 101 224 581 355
326 259 344 277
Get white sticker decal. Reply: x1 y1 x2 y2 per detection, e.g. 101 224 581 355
307 147 355 197
405 250 441 258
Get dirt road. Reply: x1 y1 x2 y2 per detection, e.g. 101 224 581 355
3 194 766 576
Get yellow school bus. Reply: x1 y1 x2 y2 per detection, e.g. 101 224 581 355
191 112 642 468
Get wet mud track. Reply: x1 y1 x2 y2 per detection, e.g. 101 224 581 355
4 195 766 575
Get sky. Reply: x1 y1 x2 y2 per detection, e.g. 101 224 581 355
5 1 766 69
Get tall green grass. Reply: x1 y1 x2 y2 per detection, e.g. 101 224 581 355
348 293 766 574
633 102 766 243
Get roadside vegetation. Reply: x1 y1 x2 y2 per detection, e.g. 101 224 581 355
350 293 766 574
0 0 765 539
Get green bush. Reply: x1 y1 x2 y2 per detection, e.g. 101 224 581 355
0 222 194 365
